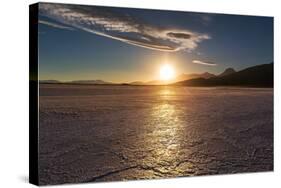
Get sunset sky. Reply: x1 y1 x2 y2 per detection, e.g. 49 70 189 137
38 3 273 82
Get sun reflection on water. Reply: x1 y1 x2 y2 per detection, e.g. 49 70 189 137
150 103 182 158
158 86 175 98
144 86 184 172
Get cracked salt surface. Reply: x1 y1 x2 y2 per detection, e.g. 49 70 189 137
38 85 273 185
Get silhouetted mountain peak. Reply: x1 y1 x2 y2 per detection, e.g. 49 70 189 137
201 72 216 78
218 68 236 77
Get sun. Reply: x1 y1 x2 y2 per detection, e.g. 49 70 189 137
159 64 175 81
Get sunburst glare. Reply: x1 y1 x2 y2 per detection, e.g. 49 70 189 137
159 64 175 81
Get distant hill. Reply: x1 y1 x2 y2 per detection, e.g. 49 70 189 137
174 63 273 87
176 72 216 81
39 80 60 84
70 80 112 85
218 68 236 77
40 79 113 85
129 81 145 85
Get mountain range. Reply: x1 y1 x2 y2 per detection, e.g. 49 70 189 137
129 68 232 85
174 63 273 87
70 80 112 84
129 72 217 85
40 62 273 87
39 79 113 85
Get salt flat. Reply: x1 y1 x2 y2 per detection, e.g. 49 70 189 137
38 84 273 185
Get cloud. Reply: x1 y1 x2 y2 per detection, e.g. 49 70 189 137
192 60 217 66
166 32 191 39
39 3 210 52
39 20 74 30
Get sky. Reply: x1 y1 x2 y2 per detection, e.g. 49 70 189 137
38 3 273 82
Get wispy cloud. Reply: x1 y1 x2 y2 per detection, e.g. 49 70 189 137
39 3 210 52
39 20 74 30
192 60 217 66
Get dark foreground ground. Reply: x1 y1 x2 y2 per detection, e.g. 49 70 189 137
38 84 273 185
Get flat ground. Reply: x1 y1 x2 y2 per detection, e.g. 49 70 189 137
38 84 273 185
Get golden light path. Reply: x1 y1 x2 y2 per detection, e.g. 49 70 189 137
142 86 188 175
